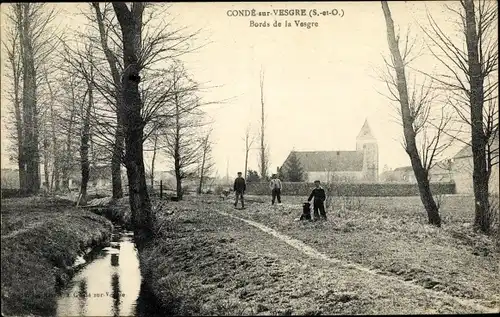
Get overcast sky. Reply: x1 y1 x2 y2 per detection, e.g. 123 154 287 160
1 1 472 178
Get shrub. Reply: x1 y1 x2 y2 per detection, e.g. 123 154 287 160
488 194 499 250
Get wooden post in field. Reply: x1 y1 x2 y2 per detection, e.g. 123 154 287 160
160 180 163 200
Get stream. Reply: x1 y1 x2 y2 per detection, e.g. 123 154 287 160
55 228 163 317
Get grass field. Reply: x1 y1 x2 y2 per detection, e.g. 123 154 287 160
2 194 498 315
142 194 500 315
1 197 113 316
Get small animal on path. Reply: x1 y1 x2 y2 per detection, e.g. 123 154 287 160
220 189 231 200
295 202 312 221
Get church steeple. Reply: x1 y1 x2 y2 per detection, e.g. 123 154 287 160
357 119 375 140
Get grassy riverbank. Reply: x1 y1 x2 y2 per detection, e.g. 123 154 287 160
234 195 499 307
1 196 113 316
140 195 499 315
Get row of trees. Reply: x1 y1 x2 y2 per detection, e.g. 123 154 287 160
2 3 215 245
380 0 498 233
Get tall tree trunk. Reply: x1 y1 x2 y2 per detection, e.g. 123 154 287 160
80 82 93 206
463 0 490 233
63 81 76 191
9 36 26 192
43 126 50 193
198 147 207 195
175 168 183 200
381 1 441 226
111 122 124 199
43 65 60 192
259 70 267 179
113 2 152 247
92 2 124 199
20 3 40 195
174 95 183 200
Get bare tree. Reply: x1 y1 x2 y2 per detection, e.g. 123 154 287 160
258 68 270 180
20 4 40 194
147 129 160 190
90 2 125 199
41 64 61 192
3 3 61 195
2 10 25 192
243 123 255 180
74 43 96 206
112 2 153 246
421 0 499 233
84 2 200 199
197 128 215 194
380 1 453 227
162 64 205 200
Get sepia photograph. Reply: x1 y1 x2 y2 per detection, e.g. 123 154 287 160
0 1 499 316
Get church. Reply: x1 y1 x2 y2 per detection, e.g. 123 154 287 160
280 119 379 183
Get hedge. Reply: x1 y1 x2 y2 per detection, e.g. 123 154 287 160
245 181 456 197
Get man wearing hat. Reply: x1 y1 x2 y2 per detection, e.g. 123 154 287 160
233 172 246 209
269 173 283 205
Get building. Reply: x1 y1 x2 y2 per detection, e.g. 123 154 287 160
390 137 499 195
392 166 416 182
446 142 499 195
280 119 379 183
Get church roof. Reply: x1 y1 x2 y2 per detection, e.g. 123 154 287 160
357 119 375 139
285 151 364 172
453 145 472 159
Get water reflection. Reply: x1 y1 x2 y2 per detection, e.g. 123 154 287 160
77 279 88 316
111 254 119 267
111 273 121 317
55 232 142 317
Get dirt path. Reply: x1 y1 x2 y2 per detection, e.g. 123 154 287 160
146 199 498 315
217 207 498 314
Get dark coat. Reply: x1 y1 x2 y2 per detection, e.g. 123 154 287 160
308 187 326 203
233 177 246 193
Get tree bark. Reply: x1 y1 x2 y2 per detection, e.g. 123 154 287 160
80 82 93 206
174 93 183 200
42 126 50 193
463 0 490 233
62 80 77 191
20 3 40 195
113 2 153 247
111 127 124 199
8 26 26 192
43 66 60 192
381 1 441 226
92 2 124 199
198 142 207 195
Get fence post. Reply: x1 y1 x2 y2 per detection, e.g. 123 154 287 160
160 180 163 200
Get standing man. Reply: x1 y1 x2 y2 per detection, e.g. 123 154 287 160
269 174 282 205
307 180 327 221
233 172 246 209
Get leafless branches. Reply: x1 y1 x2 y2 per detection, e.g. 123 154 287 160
381 1 442 226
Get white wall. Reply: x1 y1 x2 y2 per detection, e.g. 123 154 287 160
306 171 364 183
